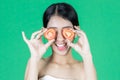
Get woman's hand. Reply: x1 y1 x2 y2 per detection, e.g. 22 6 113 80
67 26 92 59
22 28 55 60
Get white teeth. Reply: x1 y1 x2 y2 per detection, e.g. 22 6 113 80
56 44 65 47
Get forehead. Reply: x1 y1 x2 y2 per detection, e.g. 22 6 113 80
47 16 73 29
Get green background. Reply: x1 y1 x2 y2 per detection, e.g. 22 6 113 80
0 0 120 80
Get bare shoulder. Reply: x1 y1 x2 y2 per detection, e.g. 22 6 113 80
72 61 85 79
72 61 84 68
38 57 51 77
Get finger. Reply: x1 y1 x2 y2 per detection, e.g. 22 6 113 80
44 39 55 49
74 26 80 30
78 30 89 43
31 28 47 40
22 31 29 44
36 29 47 40
75 30 86 37
76 30 90 48
78 37 84 47
30 30 41 39
66 39 76 48
81 31 89 40
74 26 82 36
75 30 85 45
30 28 46 39
75 30 83 38
66 39 82 54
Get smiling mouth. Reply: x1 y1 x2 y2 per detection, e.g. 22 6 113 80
55 43 67 51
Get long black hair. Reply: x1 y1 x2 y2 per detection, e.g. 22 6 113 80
43 3 79 28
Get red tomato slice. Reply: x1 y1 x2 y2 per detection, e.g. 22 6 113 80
62 28 75 41
44 28 56 40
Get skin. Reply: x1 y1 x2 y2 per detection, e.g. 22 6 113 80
22 16 97 80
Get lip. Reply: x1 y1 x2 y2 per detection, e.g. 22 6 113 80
56 44 65 47
55 43 67 51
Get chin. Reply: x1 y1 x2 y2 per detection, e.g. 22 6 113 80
56 50 69 56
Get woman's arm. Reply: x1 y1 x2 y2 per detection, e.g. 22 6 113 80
67 26 97 80
25 57 40 80
22 29 55 80
82 53 97 80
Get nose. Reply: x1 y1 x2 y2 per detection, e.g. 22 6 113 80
56 30 64 42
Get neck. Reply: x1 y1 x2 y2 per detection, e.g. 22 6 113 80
50 50 76 65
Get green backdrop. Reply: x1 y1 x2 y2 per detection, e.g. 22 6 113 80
0 0 120 80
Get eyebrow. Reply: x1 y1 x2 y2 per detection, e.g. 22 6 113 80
63 26 73 28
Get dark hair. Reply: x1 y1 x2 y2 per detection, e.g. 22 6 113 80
43 3 79 28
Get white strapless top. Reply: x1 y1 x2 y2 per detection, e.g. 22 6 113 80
39 75 72 80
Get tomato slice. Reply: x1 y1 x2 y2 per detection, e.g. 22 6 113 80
62 28 75 41
44 28 56 40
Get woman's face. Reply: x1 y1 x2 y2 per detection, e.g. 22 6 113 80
47 16 74 55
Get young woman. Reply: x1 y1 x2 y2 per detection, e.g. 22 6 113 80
22 3 97 80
